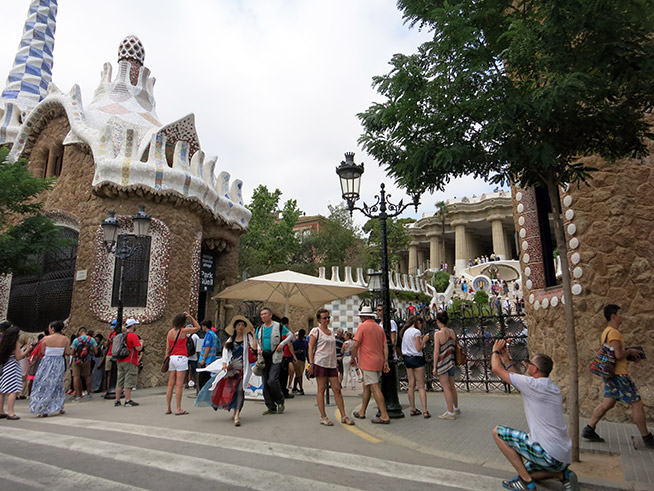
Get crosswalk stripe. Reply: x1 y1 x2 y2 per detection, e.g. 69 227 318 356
1 427 357 491
0 451 146 490
31 416 500 490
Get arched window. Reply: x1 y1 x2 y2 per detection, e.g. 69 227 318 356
111 234 151 307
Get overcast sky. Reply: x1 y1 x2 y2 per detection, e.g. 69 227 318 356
0 0 495 226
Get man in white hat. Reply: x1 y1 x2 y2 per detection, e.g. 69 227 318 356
350 306 390 424
114 319 142 407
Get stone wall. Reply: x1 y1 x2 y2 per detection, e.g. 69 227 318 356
517 144 654 422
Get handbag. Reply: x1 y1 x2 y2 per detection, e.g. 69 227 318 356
161 329 182 373
252 355 265 376
590 331 616 378
247 334 258 364
454 336 466 365
305 328 320 380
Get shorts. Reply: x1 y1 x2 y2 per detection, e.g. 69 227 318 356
495 425 568 473
169 355 189 372
361 369 382 386
604 374 640 404
403 355 425 369
293 360 305 376
72 361 92 378
314 365 339 378
116 362 139 388
105 358 115 371
188 359 198 376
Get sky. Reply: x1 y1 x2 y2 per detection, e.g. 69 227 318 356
0 0 495 226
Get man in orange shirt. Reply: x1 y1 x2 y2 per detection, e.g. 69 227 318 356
350 306 390 424
583 304 653 448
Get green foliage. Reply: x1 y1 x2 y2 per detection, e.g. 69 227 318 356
473 290 489 307
0 147 66 275
362 216 414 270
359 0 654 193
432 270 450 292
239 185 302 276
315 204 367 270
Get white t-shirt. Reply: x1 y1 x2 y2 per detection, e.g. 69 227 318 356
401 327 422 357
509 373 572 464
381 319 398 333
187 333 201 361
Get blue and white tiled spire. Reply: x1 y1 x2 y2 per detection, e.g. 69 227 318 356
1 0 58 110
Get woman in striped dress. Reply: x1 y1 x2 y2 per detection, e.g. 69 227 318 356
0 322 30 420
432 311 460 420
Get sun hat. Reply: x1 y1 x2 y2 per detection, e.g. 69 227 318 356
225 315 254 336
358 306 376 317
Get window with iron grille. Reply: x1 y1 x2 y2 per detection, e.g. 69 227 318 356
111 234 151 307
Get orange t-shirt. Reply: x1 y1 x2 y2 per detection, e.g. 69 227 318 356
354 319 386 371
602 326 627 375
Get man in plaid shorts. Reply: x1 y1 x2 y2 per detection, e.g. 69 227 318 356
491 339 576 490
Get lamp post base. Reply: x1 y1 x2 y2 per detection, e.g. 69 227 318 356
380 360 405 419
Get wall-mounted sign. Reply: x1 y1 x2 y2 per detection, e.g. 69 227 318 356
76 269 88 281
200 252 216 292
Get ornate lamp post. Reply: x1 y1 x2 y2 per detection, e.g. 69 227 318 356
336 152 420 418
101 205 151 397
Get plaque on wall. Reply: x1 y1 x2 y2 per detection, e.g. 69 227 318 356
200 252 216 292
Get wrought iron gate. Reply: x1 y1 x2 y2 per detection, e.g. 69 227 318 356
398 304 528 393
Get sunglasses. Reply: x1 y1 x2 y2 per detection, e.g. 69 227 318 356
321 316 330 320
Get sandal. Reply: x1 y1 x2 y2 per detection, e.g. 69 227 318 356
175 410 189 416
165 410 172 415
59 410 65 415
352 411 365 419
6 415 20 420
320 417 334 426
423 411 431 419
371 417 390 425
341 416 355 426
37 414 48 418
410 409 421 416
234 418 241 427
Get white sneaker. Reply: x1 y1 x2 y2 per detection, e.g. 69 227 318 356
438 412 456 420
188 380 195 388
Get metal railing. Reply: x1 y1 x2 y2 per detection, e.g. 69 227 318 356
397 304 528 393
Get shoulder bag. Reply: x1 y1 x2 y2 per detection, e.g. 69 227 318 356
590 331 616 378
454 334 466 365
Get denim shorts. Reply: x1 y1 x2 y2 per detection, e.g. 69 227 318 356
403 355 425 369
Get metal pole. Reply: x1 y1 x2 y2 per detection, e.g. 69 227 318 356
104 254 125 399
378 184 404 418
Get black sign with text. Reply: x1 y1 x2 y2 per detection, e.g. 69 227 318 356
200 252 216 292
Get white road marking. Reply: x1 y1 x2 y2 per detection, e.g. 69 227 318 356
0 451 146 490
32 416 501 490
1 427 357 491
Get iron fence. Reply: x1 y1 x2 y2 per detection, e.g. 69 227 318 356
397 304 528 393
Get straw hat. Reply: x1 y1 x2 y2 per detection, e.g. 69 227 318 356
225 315 254 336
358 306 376 317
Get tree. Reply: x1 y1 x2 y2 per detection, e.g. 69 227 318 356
358 0 654 460
432 270 450 293
0 147 66 275
362 216 413 271
239 185 302 277
314 204 367 272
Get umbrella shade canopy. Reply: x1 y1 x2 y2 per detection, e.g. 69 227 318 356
214 270 368 317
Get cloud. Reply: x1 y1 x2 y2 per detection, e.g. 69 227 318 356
0 0 494 228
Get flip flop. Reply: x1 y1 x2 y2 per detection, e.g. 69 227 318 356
410 409 421 416
175 410 189 416
165 410 172 415
371 417 390 425
352 411 365 419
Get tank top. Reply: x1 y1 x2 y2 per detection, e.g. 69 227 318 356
437 337 456 375
169 332 187 356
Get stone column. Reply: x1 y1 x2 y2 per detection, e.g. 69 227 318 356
45 148 57 178
417 248 426 272
408 243 418 275
428 233 441 271
490 216 508 260
452 220 468 275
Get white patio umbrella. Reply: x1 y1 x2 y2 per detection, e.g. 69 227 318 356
214 270 368 317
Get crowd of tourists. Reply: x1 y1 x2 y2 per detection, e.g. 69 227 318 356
1 302 652 491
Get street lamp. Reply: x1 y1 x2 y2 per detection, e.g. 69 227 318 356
101 205 151 398
336 152 420 418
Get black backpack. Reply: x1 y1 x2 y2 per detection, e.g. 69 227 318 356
186 335 195 357
111 332 130 360
74 336 92 364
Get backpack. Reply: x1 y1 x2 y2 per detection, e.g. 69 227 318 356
186 334 196 357
111 331 130 360
74 336 92 364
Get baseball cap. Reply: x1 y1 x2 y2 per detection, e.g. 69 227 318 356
125 319 139 327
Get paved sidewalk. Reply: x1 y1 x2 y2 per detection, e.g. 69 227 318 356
346 389 654 490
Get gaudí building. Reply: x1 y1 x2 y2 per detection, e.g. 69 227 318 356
0 0 250 386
